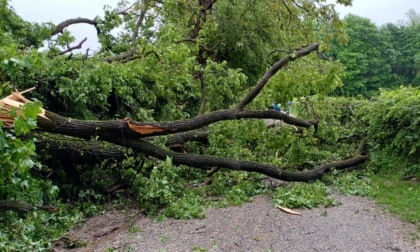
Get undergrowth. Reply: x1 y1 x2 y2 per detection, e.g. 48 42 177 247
0 102 82 251
0 208 82 251
324 170 373 196
272 181 335 209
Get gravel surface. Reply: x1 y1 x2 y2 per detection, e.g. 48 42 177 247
55 194 419 252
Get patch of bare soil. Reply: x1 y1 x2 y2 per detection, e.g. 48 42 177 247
54 194 419 252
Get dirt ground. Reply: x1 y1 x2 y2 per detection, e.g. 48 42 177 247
53 193 419 252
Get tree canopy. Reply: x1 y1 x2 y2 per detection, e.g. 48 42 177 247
329 10 420 96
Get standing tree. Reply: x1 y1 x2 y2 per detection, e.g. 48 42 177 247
328 14 394 96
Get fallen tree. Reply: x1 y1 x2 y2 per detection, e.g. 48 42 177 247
0 43 368 186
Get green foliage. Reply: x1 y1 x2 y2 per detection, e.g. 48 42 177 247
5 0 420 250
133 158 184 212
207 120 265 161
0 101 45 203
329 14 394 96
0 208 82 251
0 0 52 48
381 10 420 87
6 0 419 248
362 87 420 159
329 11 420 96
272 181 335 209
126 157 208 219
161 191 205 219
258 59 345 106
207 100 356 168
225 179 267 206
324 170 372 196
125 157 268 219
201 0 348 85
0 101 81 251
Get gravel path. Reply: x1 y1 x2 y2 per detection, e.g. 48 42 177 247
56 194 419 252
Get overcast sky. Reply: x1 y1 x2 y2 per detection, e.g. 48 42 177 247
9 0 420 51
334 0 419 25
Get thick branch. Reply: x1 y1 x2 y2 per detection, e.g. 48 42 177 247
35 109 317 140
35 133 127 164
130 0 149 48
237 43 319 110
0 200 58 214
34 120 364 182
35 119 363 182
33 117 365 182
34 109 360 183
119 138 369 182
52 18 100 36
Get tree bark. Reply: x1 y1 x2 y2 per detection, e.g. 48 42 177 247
35 133 128 165
52 18 100 36
112 137 369 182
0 200 58 214
37 109 317 140
167 130 209 152
58 37 87 55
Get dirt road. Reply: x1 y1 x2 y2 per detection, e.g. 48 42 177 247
55 194 419 252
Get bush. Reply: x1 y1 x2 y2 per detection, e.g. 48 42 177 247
364 86 420 158
0 101 80 251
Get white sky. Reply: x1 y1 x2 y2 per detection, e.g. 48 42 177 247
8 0 420 52
334 0 420 25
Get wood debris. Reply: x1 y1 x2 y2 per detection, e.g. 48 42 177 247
277 205 302 216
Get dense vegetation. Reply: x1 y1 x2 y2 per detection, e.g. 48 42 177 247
0 0 419 250
329 12 420 96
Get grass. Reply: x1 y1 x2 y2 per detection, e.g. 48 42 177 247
370 175 420 224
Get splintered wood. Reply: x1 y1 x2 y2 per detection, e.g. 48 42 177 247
123 117 164 135
277 205 302 216
0 88 48 127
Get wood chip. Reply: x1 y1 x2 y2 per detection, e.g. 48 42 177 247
277 205 302 216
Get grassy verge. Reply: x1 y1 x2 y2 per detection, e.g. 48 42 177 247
370 175 419 224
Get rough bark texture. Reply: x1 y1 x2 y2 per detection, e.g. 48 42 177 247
35 133 127 165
